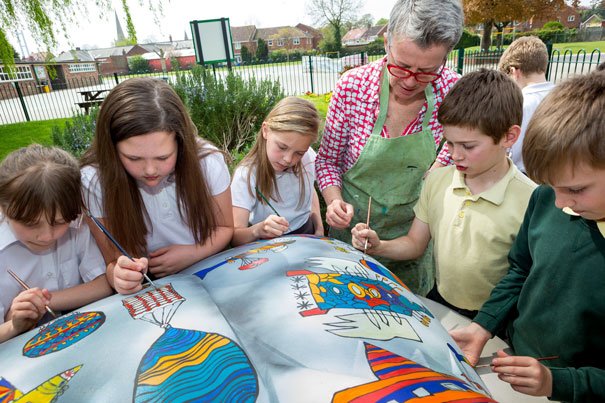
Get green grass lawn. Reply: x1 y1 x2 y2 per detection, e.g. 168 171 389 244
0 118 69 160
0 94 332 162
552 41 605 53
464 40 605 53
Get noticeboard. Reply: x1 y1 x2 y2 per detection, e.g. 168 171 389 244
190 18 234 66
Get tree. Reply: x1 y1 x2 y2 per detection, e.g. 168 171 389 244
240 45 252 64
307 0 362 52
376 18 389 26
128 55 150 74
464 0 565 50
0 0 159 66
256 38 269 61
354 14 374 29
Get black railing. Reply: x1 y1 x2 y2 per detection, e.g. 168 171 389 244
1 47 603 125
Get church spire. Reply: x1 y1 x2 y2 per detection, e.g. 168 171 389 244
115 10 126 42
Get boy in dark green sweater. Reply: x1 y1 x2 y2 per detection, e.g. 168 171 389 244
450 71 605 402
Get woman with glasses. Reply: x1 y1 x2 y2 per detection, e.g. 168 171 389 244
315 0 463 295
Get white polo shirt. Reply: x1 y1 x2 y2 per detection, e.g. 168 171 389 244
231 149 316 233
81 148 230 253
0 218 106 324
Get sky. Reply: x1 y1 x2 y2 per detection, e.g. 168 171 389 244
12 0 396 56
11 0 596 56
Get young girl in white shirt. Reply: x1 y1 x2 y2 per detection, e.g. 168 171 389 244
80 77 233 295
231 97 324 246
0 144 112 342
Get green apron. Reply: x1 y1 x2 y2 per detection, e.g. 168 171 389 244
330 67 437 296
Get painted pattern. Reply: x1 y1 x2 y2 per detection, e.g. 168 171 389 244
333 343 496 403
22 312 105 357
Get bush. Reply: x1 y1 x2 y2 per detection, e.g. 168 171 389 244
240 46 252 64
173 66 284 155
51 108 98 157
128 55 150 74
455 29 480 49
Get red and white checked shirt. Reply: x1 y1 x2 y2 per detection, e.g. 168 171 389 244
315 57 459 191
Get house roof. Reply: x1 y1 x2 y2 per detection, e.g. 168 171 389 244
54 49 95 62
362 25 386 40
342 28 367 41
255 26 311 40
87 45 144 58
581 13 604 28
295 23 322 38
232 25 257 42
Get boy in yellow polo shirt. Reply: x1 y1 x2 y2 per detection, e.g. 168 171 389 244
352 69 536 318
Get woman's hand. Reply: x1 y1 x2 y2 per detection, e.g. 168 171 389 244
9 288 51 334
113 255 148 294
449 322 492 366
491 350 554 397
326 199 354 229
252 215 290 239
351 223 381 254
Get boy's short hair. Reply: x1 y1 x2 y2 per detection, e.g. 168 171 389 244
498 36 549 75
523 70 605 184
438 68 523 143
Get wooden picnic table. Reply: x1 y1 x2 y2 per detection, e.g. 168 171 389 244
75 89 109 114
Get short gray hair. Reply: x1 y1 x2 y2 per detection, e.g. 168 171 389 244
388 0 464 51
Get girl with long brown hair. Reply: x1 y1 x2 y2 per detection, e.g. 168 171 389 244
230 96 323 246
81 77 233 294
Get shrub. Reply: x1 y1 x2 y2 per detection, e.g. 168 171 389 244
128 55 150 74
173 66 284 155
51 108 98 157
455 29 481 49
240 46 252 64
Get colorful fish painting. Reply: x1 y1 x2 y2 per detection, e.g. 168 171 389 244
288 257 433 341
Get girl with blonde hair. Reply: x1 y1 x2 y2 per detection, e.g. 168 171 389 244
231 96 324 245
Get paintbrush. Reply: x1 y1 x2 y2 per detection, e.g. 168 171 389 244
363 196 372 254
475 355 559 369
7 269 58 318
86 212 157 288
255 186 281 217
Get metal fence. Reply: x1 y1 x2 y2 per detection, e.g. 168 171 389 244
1 47 603 125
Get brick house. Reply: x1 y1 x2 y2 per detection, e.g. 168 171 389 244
581 14 604 29
295 23 323 49
232 25 258 61
231 24 321 63
342 28 367 47
256 26 316 52
520 4 581 31
56 45 148 75
343 25 387 47
0 61 101 100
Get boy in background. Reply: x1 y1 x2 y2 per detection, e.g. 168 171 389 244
352 69 536 318
498 36 555 173
451 71 605 401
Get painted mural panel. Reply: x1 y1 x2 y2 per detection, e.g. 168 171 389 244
0 236 493 402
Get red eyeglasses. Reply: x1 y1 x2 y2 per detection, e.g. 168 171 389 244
386 63 445 83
